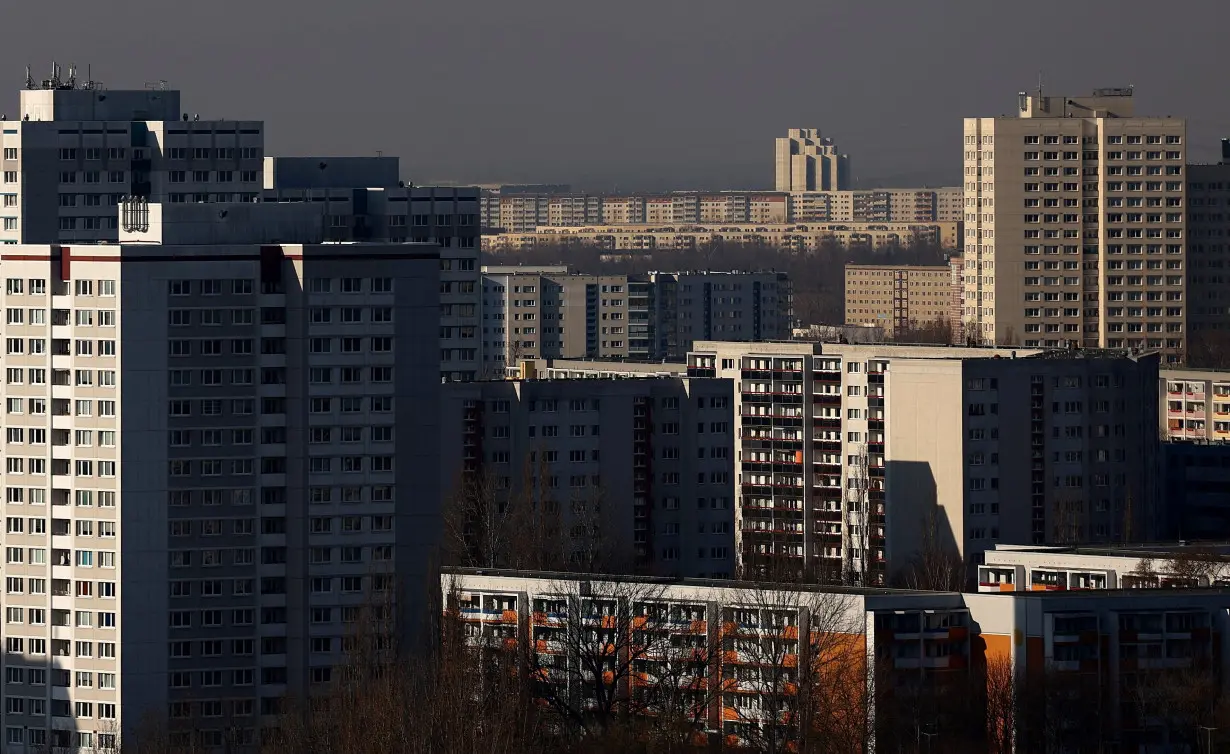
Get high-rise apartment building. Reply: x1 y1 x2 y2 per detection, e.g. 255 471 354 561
479 268 792 370
963 88 1188 361
0 206 441 750
258 181 482 382
440 377 736 578
0 70 264 246
1185 145 1230 360
844 264 960 337
774 129 850 192
686 342 1159 581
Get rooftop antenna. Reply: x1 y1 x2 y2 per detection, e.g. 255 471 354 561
67 64 77 89
24 65 33 90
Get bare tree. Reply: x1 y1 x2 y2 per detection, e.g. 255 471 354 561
982 655 1017 754
844 444 873 587
443 467 515 569
1124 556 1161 589
1163 545 1229 587
895 504 966 591
524 578 672 738
719 583 863 754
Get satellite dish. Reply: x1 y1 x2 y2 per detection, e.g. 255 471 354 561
218 209 228 220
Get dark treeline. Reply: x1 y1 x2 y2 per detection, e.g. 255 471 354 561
484 241 953 328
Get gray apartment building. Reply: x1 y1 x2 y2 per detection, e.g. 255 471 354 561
480 267 792 373
686 341 1160 582
441 377 736 578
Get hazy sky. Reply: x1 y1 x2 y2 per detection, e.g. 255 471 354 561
4 0 1230 191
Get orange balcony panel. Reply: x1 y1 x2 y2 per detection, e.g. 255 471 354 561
784 654 799 668
501 610 518 624
723 707 739 722
532 611 548 626
723 650 739 664
601 615 617 629
783 625 799 639
722 621 738 636
721 678 739 692
948 626 969 640
999 583 1016 593
502 638 517 651
632 615 648 629
690 619 707 634
725 735 741 749
602 670 615 685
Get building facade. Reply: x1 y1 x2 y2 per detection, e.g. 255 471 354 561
448 568 1230 753
258 185 482 382
477 188 963 232
479 268 792 370
774 129 850 192
1 75 264 246
0 235 440 750
962 88 1188 361
843 264 959 337
440 378 736 578
685 342 1160 580
484 222 960 253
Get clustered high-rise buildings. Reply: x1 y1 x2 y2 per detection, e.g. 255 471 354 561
2 67 1230 754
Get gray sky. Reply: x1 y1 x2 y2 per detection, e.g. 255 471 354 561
5 0 1230 191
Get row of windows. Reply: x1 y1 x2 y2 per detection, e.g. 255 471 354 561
3 578 115 597
167 336 393 356
5 398 115 416
4 278 114 296
6 548 114 567
5 519 116 536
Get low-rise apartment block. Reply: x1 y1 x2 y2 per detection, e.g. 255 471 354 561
686 342 1160 581
440 378 736 578
447 568 1230 753
979 543 1230 591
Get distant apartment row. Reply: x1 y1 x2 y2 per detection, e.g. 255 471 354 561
479 187 963 232
480 266 792 366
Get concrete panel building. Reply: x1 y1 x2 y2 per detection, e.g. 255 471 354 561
0 229 441 749
963 88 1188 361
476 188 962 232
440 378 736 578
0 73 263 246
686 342 1160 581
447 568 1230 753
844 264 959 337
479 268 792 371
774 129 849 192
484 222 960 253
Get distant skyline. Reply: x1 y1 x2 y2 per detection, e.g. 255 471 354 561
4 0 1230 191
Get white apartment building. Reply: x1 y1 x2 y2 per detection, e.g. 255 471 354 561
441 378 736 578
774 129 849 192
1 71 264 246
0 208 441 750
962 88 1188 361
686 342 1160 580
978 543 1230 592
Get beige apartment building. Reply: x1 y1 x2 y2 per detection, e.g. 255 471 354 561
774 129 850 192
844 264 958 337
484 221 960 253
963 88 1188 362
478 188 962 231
